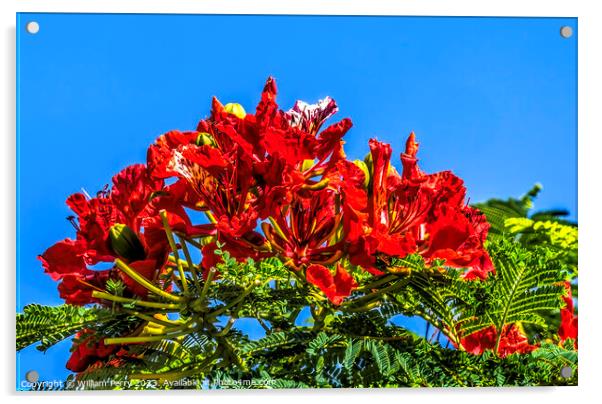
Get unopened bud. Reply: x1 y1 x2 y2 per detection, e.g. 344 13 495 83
109 223 146 262
404 132 419 157
364 152 373 174
301 159 315 172
223 103 246 119
353 160 370 188
196 132 215 147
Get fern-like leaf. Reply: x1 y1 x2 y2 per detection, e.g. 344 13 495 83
464 240 566 348
17 304 112 351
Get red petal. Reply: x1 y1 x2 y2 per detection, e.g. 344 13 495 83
118 259 158 298
38 239 88 280
333 264 357 300
306 264 356 305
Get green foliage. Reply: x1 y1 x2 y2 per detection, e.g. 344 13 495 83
17 186 577 389
17 304 112 352
505 217 578 278
472 184 543 238
481 241 565 339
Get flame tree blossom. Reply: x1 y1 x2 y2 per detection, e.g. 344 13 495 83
41 77 493 305
35 77 537 376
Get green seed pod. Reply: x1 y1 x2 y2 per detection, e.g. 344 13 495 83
109 223 146 262
223 103 246 119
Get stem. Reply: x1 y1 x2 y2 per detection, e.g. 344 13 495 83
168 256 190 269
357 274 398 292
205 211 217 224
343 278 410 309
160 210 189 294
115 259 183 302
288 308 302 324
178 235 201 291
124 310 184 328
339 301 381 313
104 329 192 345
130 351 220 382
212 317 236 337
208 283 256 319
179 236 204 250
415 309 462 349
199 267 216 304
268 216 289 241
256 317 271 332
493 261 528 355
311 305 327 331
91 291 181 310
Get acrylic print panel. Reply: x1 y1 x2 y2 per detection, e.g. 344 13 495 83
16 13 577 390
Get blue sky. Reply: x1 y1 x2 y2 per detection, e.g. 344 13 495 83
16 14 577 385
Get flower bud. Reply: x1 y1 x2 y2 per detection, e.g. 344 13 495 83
223 103 246 119
404 131 419 157
363 152 373 172
196 132 216 147
353 160 370 188
363 151 396 178
301 159 315 172
109 224 146 262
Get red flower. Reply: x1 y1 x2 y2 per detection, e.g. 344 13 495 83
347 133 493 279
42 78 497 315
147 130 199 179
459 324 537 357
347 138 430 274
306 264 357 305
253 88 351 217
62 164 168 266
398 134 493 278
145 77 351 270
57 271 111 306
459 325 497 355
66 330 119 372
111 164 164 228
167 143 258 237
65 191 119 265
422 205 494 280
261 188 344 269
335 160 369 243
39 164 201 303
39 239 88 281
497 324 538 357
284 96 338 135
559 281 578 348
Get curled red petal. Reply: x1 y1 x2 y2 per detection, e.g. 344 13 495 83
306 264 356 305
111 164 163 228
38 239 88 281
66 331 119 372
118 259 159 298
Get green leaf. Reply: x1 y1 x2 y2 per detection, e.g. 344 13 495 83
17 304 112 351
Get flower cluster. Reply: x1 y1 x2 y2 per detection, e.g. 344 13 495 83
41 77 493 307
457 324 538 358
39 78 526 371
